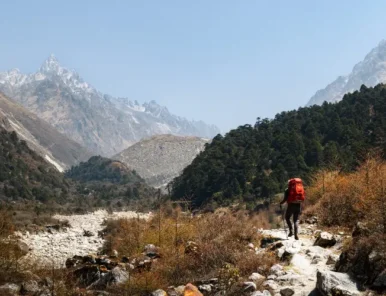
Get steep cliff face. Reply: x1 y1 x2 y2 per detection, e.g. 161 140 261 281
0 55 220 156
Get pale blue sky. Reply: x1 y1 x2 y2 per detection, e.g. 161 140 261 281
1 0 386 132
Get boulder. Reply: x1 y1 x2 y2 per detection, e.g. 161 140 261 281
252 291 271 296
21 280 40 295
73 265 101 287
249 272 266 283
144 244 160 258
17 241 30 256
263 280 278 291
352 222 369 238
326 254 339 266
373 270 386 289
280 287 295 296
243 281 257 292
83 255 97 264
316 270 360 296
270 264 284 276
151 289 167 296
0 283 21 295
314 232 337 248
90 266 129 289
184 283 203 296
66 255 83 268
198 284 212 293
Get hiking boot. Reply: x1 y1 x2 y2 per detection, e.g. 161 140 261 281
295 234 299 240
288 231 293 237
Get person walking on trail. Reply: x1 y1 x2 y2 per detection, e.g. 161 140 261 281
280 178 305 240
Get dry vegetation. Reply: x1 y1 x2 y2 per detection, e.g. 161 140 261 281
305 156 386 229
102 205 276 294
305 156 386 290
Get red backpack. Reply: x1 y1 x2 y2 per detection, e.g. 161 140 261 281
287 178 305 203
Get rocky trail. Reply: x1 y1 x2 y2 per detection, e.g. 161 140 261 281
10 211 368 296
255 223 363 296
14 210 151 268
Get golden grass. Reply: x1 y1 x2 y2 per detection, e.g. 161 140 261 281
103 207 275 294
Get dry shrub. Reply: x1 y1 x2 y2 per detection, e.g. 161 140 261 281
103 207 274 292
307 156 386 231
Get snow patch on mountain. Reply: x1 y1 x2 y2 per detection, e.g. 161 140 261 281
45 155 65 172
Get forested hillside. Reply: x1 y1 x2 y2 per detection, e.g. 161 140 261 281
0 127 71 202
65 156 157 209
65 155 143 184
0 129 157 209
171 84 386 208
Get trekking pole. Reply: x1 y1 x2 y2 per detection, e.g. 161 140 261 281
280 205 288 240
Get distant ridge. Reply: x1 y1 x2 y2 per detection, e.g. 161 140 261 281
114 134 209 188
0 55 220 155
308 40 386 106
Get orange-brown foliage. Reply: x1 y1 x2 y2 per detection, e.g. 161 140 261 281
306 157 386 231
103 207 275 293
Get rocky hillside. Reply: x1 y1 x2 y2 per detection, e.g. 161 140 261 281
308 39 386 106
113 134 209 188
0 92 91 171
0 55 219 155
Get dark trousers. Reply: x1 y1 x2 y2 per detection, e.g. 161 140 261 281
285 203 301 234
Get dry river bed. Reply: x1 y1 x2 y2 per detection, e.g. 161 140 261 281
13 210 151 268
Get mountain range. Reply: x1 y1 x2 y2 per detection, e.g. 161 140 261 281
308 40 386 106
0 55 220 156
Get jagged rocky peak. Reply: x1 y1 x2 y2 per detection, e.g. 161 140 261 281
307 39 386 106
40 54 61 74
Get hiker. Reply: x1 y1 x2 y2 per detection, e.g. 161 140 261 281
280 178 305 240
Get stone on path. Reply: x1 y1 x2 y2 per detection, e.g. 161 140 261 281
249 272 266 282
280 287 295 296
314 232 338 248
316 270 361 296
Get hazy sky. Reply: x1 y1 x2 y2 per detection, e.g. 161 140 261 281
1 0 386 133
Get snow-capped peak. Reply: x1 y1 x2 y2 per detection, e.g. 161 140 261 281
40 54 61 74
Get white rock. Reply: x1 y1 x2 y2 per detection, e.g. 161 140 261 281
249 272 266 282
263 280 278 290
316 270 361 296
